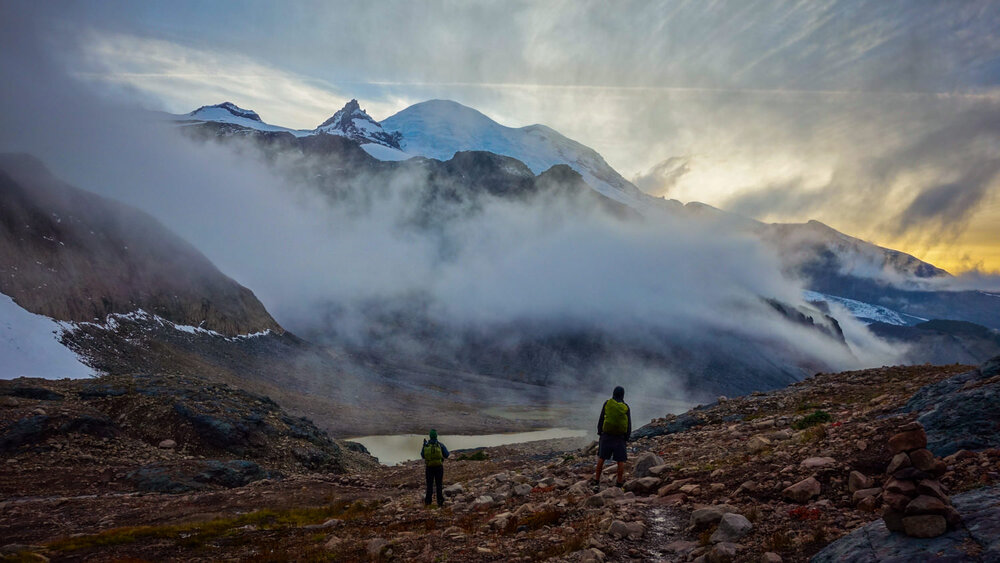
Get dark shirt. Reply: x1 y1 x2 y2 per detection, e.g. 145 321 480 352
597 399 632 439
420 439 450 460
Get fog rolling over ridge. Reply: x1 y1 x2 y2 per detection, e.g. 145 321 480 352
0 11 900 411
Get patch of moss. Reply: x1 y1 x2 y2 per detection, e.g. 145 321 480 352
48 500 377 553
792 410 832 430
456 450 487 461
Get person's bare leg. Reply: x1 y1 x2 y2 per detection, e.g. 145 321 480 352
616 461 625 484
595 458 605 482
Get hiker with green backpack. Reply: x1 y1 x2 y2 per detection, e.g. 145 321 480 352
421 429 450 507
593 386 632 489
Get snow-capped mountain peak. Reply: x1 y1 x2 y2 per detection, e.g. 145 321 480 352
380 99 651 209
314 99 402 149
190 101 262 122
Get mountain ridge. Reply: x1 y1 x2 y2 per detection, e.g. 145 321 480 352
0 153 282 337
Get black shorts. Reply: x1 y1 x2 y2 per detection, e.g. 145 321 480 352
598 434 627 462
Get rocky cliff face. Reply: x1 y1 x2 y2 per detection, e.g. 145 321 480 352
0 154 282 337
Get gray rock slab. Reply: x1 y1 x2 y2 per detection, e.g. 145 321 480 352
811 485 1000 562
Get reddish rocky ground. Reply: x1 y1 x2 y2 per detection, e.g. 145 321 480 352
2 363 999 562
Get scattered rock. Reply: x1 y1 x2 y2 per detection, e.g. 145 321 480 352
709 513 752 543
782 477 821 503
800 456 836 469
511 483 532 496
471 495 494 510
888 425 928 454
632 452 665 478
158 439 177 449
690 506 726 528
706 541 739 562
848 470 872 493
886 452 911 474
747 435 771 453
605 519 645 540
624 477 660 494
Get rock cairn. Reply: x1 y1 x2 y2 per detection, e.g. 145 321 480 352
881 421 961 538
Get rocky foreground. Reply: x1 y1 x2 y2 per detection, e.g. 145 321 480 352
2 360 1000 562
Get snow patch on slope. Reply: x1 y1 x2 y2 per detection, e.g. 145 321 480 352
69 309 273 340
0 293 94 380
360 143 412 161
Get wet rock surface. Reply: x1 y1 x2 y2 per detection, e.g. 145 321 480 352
900 357 1000 457
812 485 1000 562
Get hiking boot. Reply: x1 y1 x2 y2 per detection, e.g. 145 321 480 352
615 481 625 489
590 478 600 492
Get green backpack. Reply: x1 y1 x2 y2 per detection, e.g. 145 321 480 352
602 399 629 435
423 441 443 467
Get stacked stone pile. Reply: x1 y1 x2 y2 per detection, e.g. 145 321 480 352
881 421 962 538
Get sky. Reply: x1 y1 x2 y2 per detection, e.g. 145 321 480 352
4 0 1000 273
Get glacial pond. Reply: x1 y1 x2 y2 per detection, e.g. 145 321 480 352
348 428 589 466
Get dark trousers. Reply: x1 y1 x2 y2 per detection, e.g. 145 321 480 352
425 465 444 505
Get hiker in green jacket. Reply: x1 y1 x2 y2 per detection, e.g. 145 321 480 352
594 386 632 489
420 429 450 507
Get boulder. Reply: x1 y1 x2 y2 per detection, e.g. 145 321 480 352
647 464 671 477
658 478 692 495
888 426 927 454
443 483 464 496
852 487 882 504
471 495 494 510
624 477 660 494
689 507 726 528
884 478 916 496
916 479 949 502
908 449 936 472
782 477 821 503
706 541 739 562
158 439 177 449
606 520 630 538
905 495 949 516
886 452 911 474
761 552 782 563
633 452 665 478
511 483 532 496
747 435 771 453
800 456 836 469
882 491 911 512
624 521 646 539
585 494 605 507
848 470 872 493
709 513 752 543
679 484 701 495
599 486 625 499
857 496 878 512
